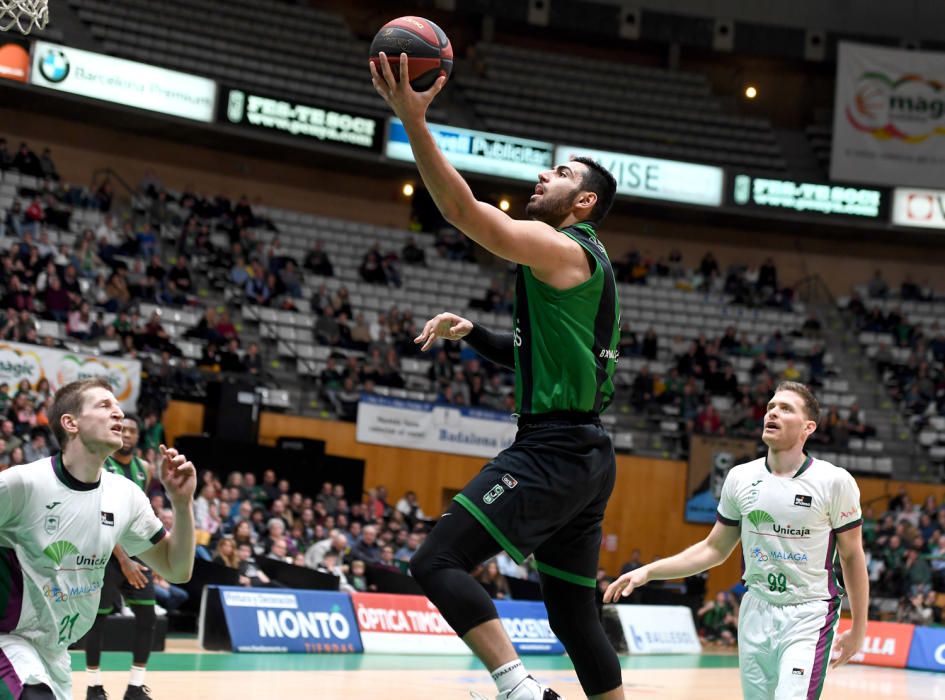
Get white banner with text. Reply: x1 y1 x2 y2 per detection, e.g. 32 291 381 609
356 393 516 458
831 42 945 187
0 341 141 409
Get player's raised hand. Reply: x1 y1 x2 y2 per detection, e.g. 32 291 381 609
829 628 863 669
414 312 473 352
158 444 196 505
603 567 650 603
369 51 447 122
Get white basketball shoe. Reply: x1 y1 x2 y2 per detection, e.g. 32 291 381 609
470 675 565 700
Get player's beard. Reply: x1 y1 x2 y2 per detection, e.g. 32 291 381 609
525 186 579 226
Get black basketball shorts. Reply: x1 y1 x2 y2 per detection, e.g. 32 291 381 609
98 556 156 614
453 415 616 588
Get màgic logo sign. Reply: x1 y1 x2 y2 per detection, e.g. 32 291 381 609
483 484 504 505
39 47 69 82
746 510 811 538
794 494 812 508
846 71 945 143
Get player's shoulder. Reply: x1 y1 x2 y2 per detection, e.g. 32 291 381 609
1 457 54 483
807 455 858 484
726 457 766 483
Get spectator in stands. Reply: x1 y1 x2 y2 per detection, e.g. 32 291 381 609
0 138 11 170
2 200 23 237
66 302 94 341
236 543 271 587
348 560 368 592
359 246 387 285
23 196 44 235
697 592 738 645
38 148 58 181
243 342 263 377
395 532 423 563
12 142 42 177
867 270 889 299
402 236 426 266
630 365 655 411
695 402 723 435
43 275 71 323
619 549 643 576
303 241 334 277
395 491 426 528
350 524 381 564
21 430 50 463
153 572 189 615
640 329 658 361
212 535 240 569
475 560 511 600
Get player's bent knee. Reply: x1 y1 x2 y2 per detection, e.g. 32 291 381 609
21 683 56 700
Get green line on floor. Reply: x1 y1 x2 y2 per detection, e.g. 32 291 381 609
70 652 738 673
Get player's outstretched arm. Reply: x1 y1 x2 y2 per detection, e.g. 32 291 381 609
137 445 197 584
415 312 514 369
831 526 869 668
370 52 582 273
604 521 740 603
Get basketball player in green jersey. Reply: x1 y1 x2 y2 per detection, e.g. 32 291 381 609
85 414 157 700
372 54 624 700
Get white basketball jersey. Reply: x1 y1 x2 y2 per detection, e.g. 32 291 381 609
717 455 862 606
0 456 165 651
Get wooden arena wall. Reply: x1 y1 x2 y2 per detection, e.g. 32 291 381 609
165 401 945 596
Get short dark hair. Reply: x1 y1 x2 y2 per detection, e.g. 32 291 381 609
571 156 617 224
49 378 114 448
775 381 820 423
121 413 141 430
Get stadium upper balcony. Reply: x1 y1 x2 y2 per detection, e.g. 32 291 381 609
458 42 787 173
66 0 448 122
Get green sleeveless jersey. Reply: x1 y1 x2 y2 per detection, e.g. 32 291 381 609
104 455 148 493
513 222 620 415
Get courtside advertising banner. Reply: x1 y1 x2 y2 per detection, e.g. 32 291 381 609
386 118 553 181
356 393 516 459
0 341 140 409
892 187 945 230
554 145 723 207
837 618 914 669
216 587 362 653
831 42 945 188
494 600 565 655
220 86 383 152
730 174 884 219
0 38 29 83
352 592 471 654
30 41 216 122
906 626 945 673
612 605 701 654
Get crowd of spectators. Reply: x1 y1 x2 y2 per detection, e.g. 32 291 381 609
845 277 945 426
861 488 945 625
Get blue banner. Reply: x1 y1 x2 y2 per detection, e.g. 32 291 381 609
907 626 945 673
216 586 362 653
495 600 564 655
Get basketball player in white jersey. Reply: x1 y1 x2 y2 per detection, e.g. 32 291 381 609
604 382 868 700
0 379 196 700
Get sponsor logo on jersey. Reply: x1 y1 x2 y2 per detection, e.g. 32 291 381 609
42 540 109 571
840 508 860 520
44 515 60 534
792 668 805 676
750 546 808 563
43 580 101 603
483 484 504 505
598 348 619 360
794 494 813 508
746 509 811 539
45 501 62 510
101 511 115 526
501 474 518 489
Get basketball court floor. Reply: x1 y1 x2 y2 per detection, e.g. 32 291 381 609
71 639 945 699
